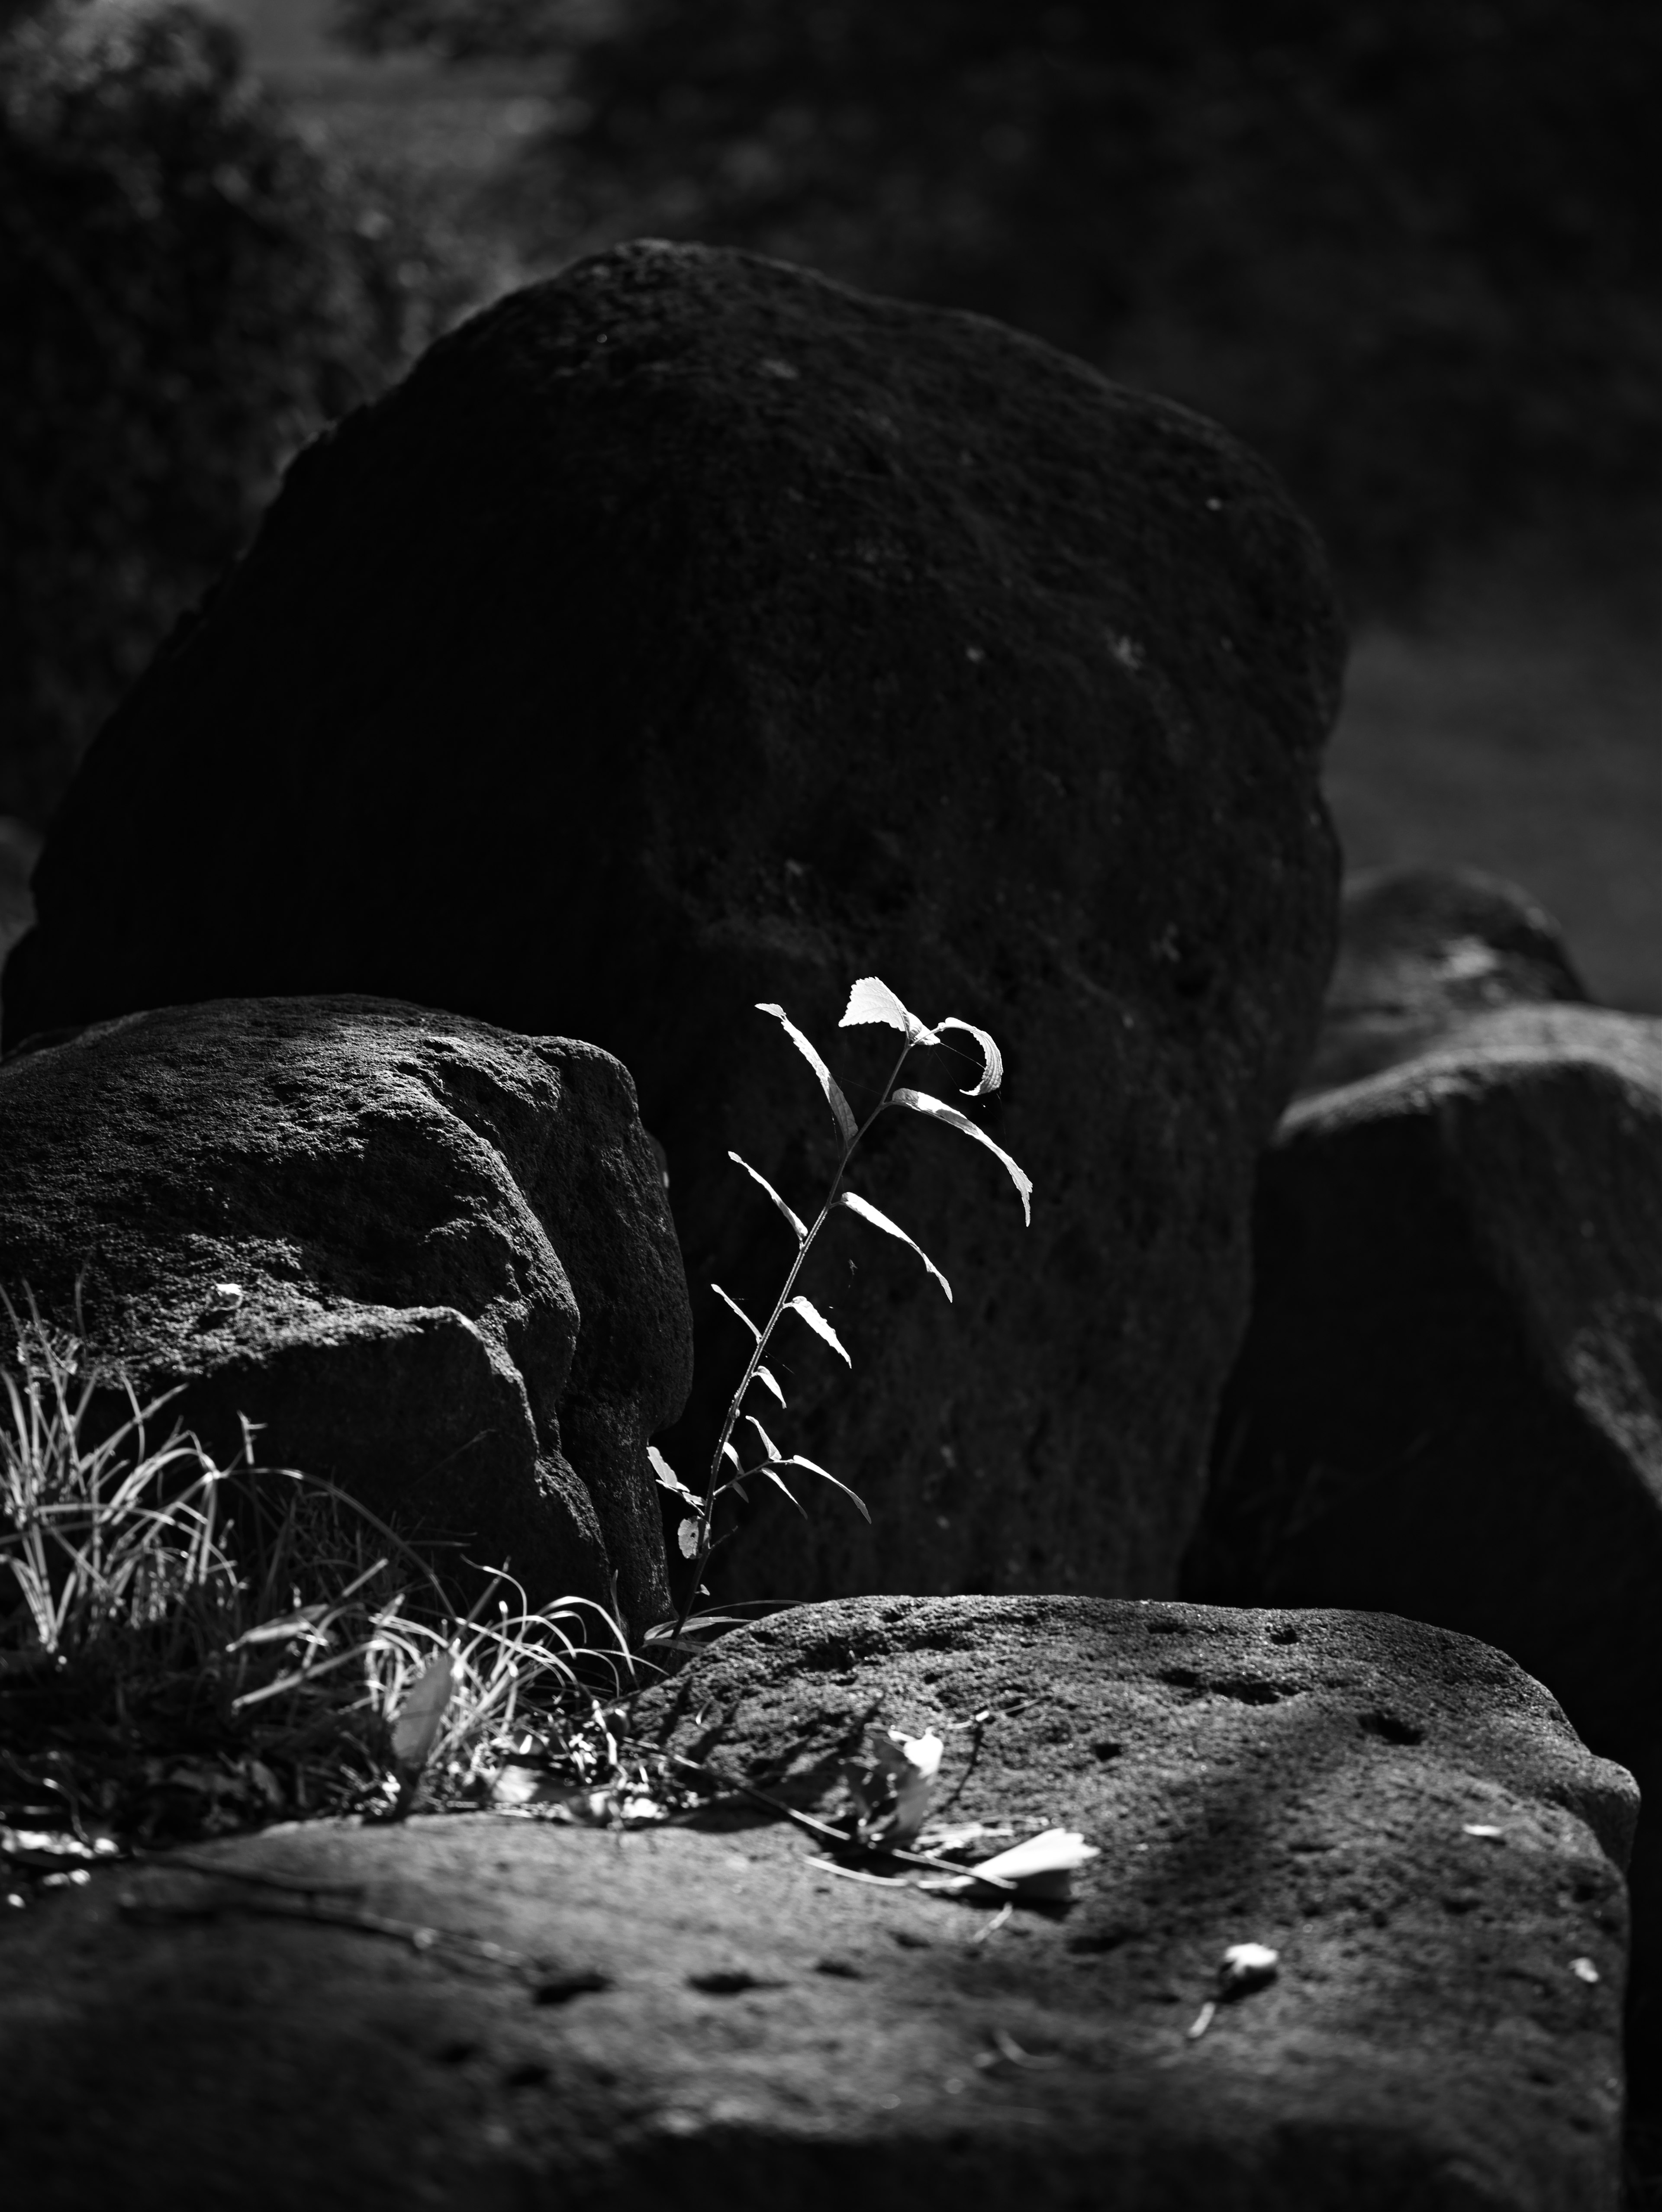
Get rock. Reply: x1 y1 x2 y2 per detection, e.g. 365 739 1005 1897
0 1596 1634 2209
0 240 1345 1603
1297 865 1590 1096
1181 997 1662 2104
0 995 692 1631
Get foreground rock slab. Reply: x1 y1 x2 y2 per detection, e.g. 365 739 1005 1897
0 995 692 1628
3 239 1345 1602
0 1598 1634 2209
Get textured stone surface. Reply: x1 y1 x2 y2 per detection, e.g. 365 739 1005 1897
1182 999 1662 2107
0 994 692 1629
0 1597 1634 2210
0 239 1345 1603
1297 865 1590 1097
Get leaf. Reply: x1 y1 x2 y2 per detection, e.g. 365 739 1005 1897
839 975 939 1046
1218 1942 1280 1996
786 1295 851 1366
744 1414 781 1464
889 1089 1033 1225
768 1452 871 1523
676 1518 700 1559
936 1017 1004 1097
961 1827 1099 1900
648 1444 700 1508
752 1364 787 1409
711 1283 760 1341
721 1441 743 1472
838 1191 952 1301
728 1151 807 1241
755 1003 858 1148
755 1465 807 1518
390 1649 455 1774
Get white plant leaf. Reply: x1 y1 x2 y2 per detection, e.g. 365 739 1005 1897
942 1827 1101 1901
728 1151 807 1241
886 1729 945 1846
889 1089 1033 1226
744 1414 781 1464
755 1465 807 1517
838 1191 952 1302
767 1451 871 1523
721 1440 743 1472
711 1282 760 1341
936 1017 1004 1097
839 975 939 1046
1219 1942 1279 1995
756 1002 858 1147
390 1649 455 1774
676 1518 700 1559
647 1444 700 1507
786 1295 851 1366
752 1364 787 1409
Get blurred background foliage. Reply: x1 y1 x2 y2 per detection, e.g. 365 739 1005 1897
338 0 1661 600
0 0 481 824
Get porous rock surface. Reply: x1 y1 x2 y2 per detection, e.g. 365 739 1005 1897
0 1597 1634 2209
1 239 1345 1601
1182 957 1662 2102
0 995 692 1629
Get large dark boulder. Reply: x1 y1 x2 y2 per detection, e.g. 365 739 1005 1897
0 995 692 1631
1182 875 1662 2106
0 1598 1635 2209
1 239 1344 1601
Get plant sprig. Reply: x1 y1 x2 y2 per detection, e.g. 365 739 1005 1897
651 977 1031 1640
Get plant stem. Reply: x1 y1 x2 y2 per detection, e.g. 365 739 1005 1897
672 1032 917 1638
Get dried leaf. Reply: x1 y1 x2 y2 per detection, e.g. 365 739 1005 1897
390 1649 455 1774
676 1518 700 1559
648 1444 699 1507
951 1827 1099 1901
756 1003 858 1147
838 1190 952 1301
786 1295 851 1366
889 1089 1033 1225
839 976 940 1046
936 1017 1003 1097
728 1151 807 1241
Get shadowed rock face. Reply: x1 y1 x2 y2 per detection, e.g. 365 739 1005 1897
0 240 1344 1603
0 1597 1633 2210
0 995 692 1631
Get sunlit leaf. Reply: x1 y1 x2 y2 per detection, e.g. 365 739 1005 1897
711 1282 760 1341
767 1451 871 1522
728 1151 807 1241
960 1826 1099 1900
786 1296 850 1366
390 1648 455 1773
889 1089 1033 1225
752 1364 787 1409
744 1414 781 1464
648 1444 699 1507
677 1518 700 1559
839 975 939 1046
755 1465 807 1517
756 1003 858 1147
838 1191 952 1301
936 1017 1003 1096
1219 1942 1279 1995
721 1440 743 1472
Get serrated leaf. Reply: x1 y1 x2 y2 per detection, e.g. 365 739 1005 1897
648 1444 700 1507
676 1518 700 1559
839 975 940 1046
767 1452 872 1523
711 1282 760 1341
786 1295 851 1366
838 1191 952 1302
752 1364 787 1409
728 1151 807 1241
936 1017 1004 1097
390 1649 454 1774
756 1003 858 1147
744 1413 781 1464
889 1089 1033 1225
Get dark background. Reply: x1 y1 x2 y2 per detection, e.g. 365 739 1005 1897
2 0 1657 1000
